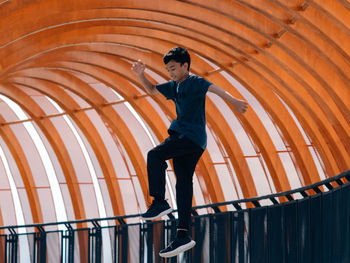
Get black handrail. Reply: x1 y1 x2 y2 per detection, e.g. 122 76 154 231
194 169 350 210
0 169 348 232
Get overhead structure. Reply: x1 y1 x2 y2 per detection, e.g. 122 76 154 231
0 0 349 226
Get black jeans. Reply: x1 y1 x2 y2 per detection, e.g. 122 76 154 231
147 131 204 230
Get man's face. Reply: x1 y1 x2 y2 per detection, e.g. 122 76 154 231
165 60 188 82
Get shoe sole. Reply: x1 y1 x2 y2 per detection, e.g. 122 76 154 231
141 207 173 220
159 240 196 258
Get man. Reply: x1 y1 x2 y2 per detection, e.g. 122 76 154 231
132 47 248 258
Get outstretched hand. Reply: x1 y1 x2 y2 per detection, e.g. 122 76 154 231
131 59 146 75
233 99 248 114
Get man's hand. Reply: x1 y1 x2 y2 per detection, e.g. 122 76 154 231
131 60 146 76
131 59 158 95
232 99 248 114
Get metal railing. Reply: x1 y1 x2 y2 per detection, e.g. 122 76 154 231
0 169 349 262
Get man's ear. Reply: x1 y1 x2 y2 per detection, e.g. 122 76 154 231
182 62 189 70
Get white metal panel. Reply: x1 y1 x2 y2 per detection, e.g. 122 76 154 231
49 116 92 183
214 164 240 202
79 184 99 219
113 103 154 162
83 110 131 179
220 71 287 151
9 124 48 187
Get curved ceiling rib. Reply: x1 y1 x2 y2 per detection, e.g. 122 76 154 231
0 112 42 224
0 0 348 225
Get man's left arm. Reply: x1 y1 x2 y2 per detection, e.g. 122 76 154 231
208 84 248 114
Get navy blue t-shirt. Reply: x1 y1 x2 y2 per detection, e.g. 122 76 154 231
156 75 212 149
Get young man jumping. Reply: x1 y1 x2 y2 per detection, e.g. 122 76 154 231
132 47 248 258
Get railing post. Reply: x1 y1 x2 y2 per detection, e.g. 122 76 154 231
114 220 128 263
139 223 145 263
63 224 75 263
7 228 18 263
34 226 46 263
121 224 129 263
144 222 153 263
90 221 102 263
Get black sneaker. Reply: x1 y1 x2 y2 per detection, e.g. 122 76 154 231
159 236 196 258
141 200 173 220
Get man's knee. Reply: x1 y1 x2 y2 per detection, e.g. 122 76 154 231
147 148 165 163
147 148 168 170
147 148 158 161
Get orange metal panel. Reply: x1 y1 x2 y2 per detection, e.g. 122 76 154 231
0 113 43 224
0 83 85 224
8 73 127 217
0 0 349 225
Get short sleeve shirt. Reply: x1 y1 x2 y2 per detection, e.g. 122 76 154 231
156 75 212 149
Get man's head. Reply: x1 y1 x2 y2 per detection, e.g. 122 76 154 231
163 47 191 82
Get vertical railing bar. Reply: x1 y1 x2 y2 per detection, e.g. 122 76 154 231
60 230 64 263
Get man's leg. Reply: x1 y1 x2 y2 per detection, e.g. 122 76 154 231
173 150 203 231
143 132 199 220
146 144 168 201
159 143 203 258
141 139 172 220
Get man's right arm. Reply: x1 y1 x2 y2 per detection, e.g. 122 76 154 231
131 60 159 95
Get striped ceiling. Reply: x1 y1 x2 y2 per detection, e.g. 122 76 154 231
0 0 349 226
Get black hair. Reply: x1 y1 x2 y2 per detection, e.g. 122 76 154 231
163 47 191 71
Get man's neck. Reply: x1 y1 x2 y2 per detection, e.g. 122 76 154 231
178 72 190 83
